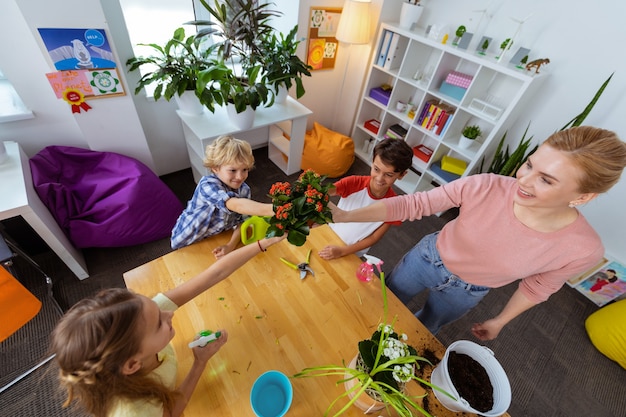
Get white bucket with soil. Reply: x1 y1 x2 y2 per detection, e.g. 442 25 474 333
431 340 511 416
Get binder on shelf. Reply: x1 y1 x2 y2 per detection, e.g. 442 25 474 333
383 33 401 70
377 30 393 67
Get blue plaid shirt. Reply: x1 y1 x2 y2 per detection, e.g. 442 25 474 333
170 174 251 249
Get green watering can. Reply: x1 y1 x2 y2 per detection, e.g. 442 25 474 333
240 216 270 245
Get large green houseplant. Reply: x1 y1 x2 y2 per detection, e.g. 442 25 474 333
125 27 209 102
196 59 271 113
261 25 312 100
185 0 281 113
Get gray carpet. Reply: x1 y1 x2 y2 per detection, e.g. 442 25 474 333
1 147 624 416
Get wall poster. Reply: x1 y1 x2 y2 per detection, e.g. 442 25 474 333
307 7 342 70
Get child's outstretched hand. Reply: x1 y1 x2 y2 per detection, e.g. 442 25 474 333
319 245 344 260
191 329 229 364
213 245 234 259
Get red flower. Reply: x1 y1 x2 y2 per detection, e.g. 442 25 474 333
266 169 333 246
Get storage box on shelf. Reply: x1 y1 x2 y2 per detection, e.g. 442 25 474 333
364 119 381 134
413 144 433 162
351 22 546 195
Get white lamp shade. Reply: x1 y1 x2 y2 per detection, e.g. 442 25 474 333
336 0 372 44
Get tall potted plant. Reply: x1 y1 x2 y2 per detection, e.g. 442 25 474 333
125 27 210 115
185 0 281 118
260 25 312 103
197 59 271 128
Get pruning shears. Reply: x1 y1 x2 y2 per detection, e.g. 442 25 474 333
280 249 315 280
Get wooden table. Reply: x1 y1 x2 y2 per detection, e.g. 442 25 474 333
124 225 505 416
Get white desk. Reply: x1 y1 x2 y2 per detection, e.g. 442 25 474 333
0 141 89 279
177 97 312 182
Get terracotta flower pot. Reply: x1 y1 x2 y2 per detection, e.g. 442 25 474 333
343 355 385 414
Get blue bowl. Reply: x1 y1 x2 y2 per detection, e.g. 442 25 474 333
250 370 293 417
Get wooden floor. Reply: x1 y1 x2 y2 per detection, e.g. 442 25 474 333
1 147 624 416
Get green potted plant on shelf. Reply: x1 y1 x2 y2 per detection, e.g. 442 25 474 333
185 0 280 118
293 259 453 416
125 27 210 114
187 0 280 66
196 58 271 128
260 25 312 102
459 125 482 149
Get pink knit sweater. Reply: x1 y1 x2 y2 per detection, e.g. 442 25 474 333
383 174 604 303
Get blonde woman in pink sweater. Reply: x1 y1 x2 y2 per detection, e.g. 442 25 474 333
332 126 626 340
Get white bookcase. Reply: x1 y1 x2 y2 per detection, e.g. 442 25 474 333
352 22 546 194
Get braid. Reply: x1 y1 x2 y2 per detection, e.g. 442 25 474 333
51 288 178 415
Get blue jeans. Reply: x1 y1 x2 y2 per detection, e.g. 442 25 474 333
387 232 490 334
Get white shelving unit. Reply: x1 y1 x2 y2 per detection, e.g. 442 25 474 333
177 97 312 182
352 22 546 194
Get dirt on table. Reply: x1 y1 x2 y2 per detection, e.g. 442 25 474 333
448 351 494 412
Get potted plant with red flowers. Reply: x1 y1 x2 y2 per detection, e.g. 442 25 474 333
265 170 333 246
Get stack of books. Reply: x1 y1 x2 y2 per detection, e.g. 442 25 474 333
384 124 408 140
416 101 455 136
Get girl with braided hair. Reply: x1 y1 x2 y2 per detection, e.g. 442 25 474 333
51 236 283 417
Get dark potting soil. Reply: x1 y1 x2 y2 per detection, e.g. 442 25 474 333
448 351 494 412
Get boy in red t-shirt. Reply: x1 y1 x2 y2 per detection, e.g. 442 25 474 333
319 139 413 260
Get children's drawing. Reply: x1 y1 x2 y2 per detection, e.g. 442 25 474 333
38 28 116 71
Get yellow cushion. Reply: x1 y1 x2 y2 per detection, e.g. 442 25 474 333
301 122 355 178
585 299 626 369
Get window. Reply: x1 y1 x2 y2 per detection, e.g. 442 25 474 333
0 70 33 122
120 0 196 57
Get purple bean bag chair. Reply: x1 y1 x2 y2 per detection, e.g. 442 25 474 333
29 146 183 248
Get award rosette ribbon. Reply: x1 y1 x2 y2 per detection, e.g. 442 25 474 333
62 88 92 114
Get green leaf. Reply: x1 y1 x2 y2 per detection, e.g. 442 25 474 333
287 229 307 246
560 72 614 130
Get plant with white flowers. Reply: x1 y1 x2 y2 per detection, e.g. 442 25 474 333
294 264 453 417
357 322 419 396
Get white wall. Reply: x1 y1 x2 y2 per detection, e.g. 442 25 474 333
0 0 625 260
1 0 161 172
295 0 398 135
412 0 626 261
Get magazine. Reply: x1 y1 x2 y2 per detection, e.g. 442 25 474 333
571 259 626 307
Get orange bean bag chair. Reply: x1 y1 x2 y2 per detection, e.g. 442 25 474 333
300 122 355 178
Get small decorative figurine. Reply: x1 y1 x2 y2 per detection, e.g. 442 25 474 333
452 25 466 46
525 58 550 74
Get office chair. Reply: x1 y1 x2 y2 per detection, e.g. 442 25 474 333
0 231 63 394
